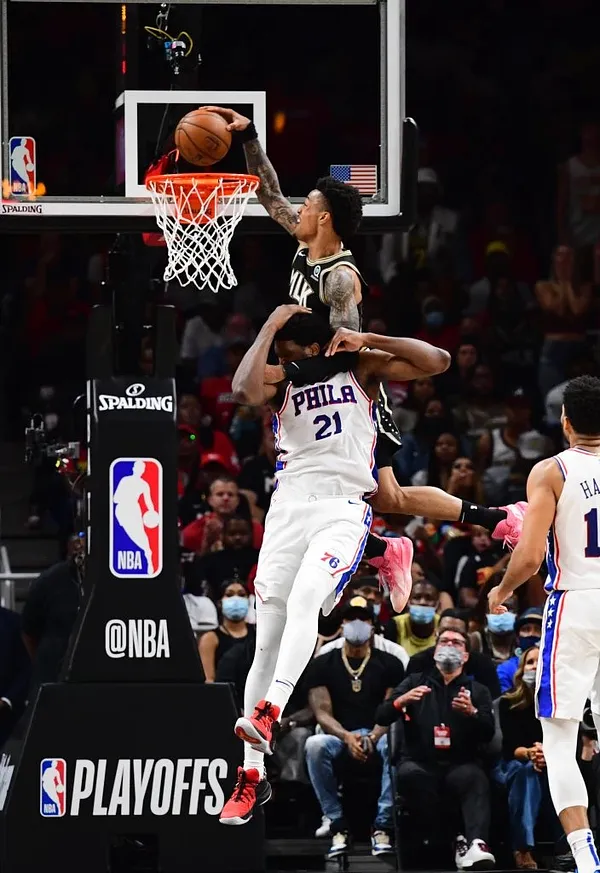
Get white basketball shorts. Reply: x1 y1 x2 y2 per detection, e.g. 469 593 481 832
253 493 372 614
536 588 600 720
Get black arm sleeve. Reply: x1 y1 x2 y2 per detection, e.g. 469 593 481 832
283 352 359 387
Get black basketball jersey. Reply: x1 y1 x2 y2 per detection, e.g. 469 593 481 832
288 245 367 320
288 245 401 448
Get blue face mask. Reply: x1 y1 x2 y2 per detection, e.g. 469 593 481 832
372 603 381 619
343 619 373 646
486 612 516 634
221 595 249 622
409 604 436 624
517 634 540 655
425 311 444 330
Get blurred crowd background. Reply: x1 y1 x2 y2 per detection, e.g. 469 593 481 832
1 0 600 867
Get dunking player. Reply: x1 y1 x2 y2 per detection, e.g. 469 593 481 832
203 106 524 603
220 305 454 824
489 375 600 873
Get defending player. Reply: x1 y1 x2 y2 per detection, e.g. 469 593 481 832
219 305 454 825
489 375 600 873
202 106 524 596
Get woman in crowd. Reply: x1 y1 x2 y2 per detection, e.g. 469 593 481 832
412 431 462 490
496 647 560 870
393 396 453 484
198 580 253 682
470 578 518 664
535 245 592 397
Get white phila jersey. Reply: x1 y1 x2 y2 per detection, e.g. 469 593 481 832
547 447 600 591
272 370 378 500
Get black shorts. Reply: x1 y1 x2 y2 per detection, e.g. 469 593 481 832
375 433 400 470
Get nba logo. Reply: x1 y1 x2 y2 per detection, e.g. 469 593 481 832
40 758 66 817
9 137 36 195
109 458 162 578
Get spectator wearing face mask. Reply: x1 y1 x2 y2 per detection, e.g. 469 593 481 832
496 608 543 694
376 629 496 869
470 588 519 666
385 581 440 656
198 580 254 682
407 609 501 699
496 647 561 869
305 597 404 859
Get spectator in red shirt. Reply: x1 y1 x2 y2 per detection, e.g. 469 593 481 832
182 476 264 556
200 339 250 433
415 295 461 354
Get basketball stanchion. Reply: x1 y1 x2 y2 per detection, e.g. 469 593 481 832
0 305 264 873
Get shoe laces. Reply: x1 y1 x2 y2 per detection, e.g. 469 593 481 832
254 701 274 728
233 770 255 802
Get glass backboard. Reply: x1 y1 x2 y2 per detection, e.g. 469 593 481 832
0 0 412 232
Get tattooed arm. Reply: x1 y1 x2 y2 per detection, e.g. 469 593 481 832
243 138 299 234
322 266 361 331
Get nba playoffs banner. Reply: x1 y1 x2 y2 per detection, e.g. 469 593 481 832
0 683 265 873
63 377 201 683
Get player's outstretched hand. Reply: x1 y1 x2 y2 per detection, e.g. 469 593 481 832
267 304 311 331
325 327 366 356
201 106 252 132
488 584 512 614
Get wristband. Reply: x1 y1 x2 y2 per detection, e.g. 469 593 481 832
283 352 359 387
235 122 258 144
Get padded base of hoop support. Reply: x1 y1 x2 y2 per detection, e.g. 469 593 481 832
0 683 265 873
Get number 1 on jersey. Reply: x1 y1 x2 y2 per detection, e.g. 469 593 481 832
584 508 600 557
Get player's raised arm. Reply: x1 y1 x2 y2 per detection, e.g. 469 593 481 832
232 304 310 406
327 328 451 380
488 458 561 612
322 266 361 332
202 106 299 235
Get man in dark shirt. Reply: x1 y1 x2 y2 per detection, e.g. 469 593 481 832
408 608 501 699
376 628 496 870
21 558 82 690
304 597 405 860
185 515 259 600
0 607 30 749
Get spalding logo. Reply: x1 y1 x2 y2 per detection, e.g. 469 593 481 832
98 384 173 413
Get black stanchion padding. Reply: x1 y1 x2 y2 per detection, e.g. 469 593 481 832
0 683 264 873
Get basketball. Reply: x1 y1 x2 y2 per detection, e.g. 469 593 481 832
143 509 160 529
174 109 232 167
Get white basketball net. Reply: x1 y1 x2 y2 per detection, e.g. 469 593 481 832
146 174 259 293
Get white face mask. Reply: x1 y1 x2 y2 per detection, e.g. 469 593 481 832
522 670 537 688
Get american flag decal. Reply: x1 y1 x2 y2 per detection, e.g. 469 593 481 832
330 165 378 195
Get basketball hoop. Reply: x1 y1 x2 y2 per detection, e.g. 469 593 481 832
146 172 259 293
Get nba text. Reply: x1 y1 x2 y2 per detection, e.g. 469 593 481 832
41 758 227 817
292 384 357 416
105 619 170 659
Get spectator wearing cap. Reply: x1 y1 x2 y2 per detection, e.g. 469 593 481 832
407 609 501 699
465 241 533 318
376 628 496 869
318 578 409 668
497 608 543 694
181 476 264 557
305 596 404 859
379 167 459 284
477 389 552 506
385 580 440 657
185 514 259 602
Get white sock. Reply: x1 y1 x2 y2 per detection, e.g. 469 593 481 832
243 745 265 777
567 829 600 873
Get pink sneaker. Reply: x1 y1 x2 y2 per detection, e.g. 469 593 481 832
368 536 414 613
492 501 528 549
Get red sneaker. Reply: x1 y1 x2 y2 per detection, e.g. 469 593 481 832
368 536 414 613
219 767 272 826
492 501 528 550
234 700 281 755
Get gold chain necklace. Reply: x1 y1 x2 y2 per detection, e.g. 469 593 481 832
341 646 371 693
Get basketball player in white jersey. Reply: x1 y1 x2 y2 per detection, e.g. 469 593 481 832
219 304 452 825
489 375 600 873
202 106 525 594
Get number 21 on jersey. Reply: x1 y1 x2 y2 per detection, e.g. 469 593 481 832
313 411 342 441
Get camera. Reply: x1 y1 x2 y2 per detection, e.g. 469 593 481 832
24 415 80 466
